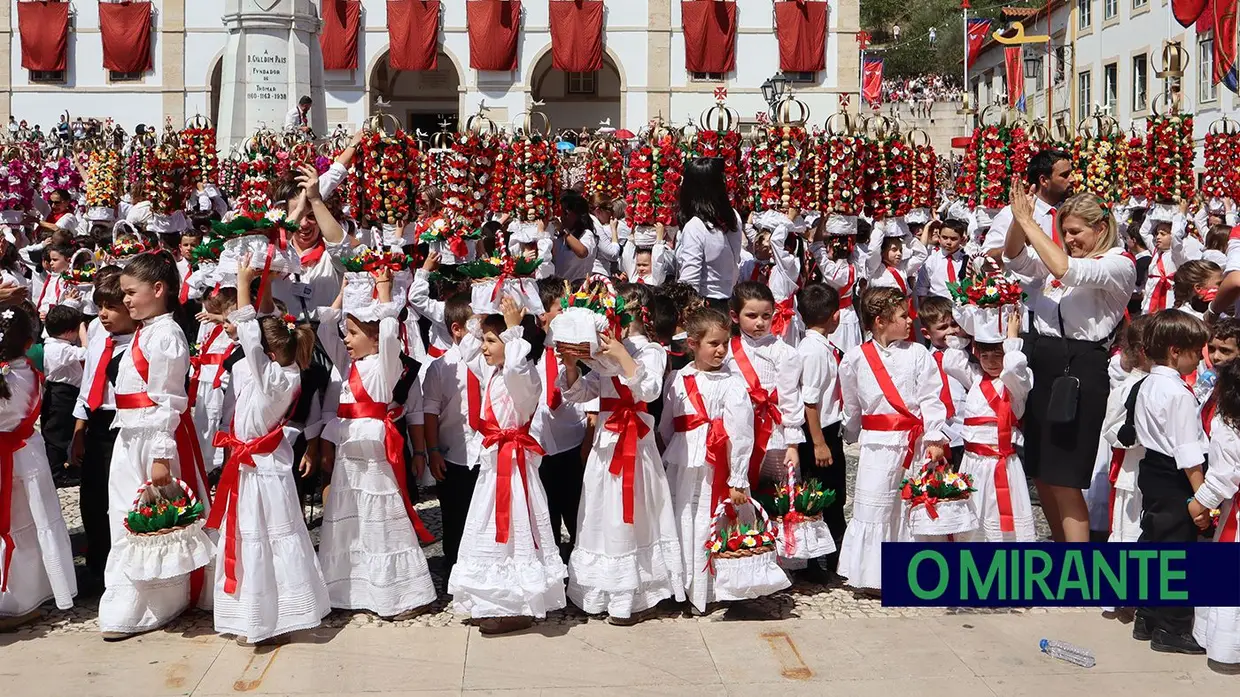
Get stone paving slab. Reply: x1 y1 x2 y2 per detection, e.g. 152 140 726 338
1 613 1230 696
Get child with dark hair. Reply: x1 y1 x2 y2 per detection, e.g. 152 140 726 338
69 267 132 589
918 295 969 464
795 283 847 573
837 287 948 592
40 304 87 484
1095 315 1154 545
1200 318 1240 439
34 243 76 319
0 304 78 628
1128 309 1209 653
1171 259 1222 320
809 220 863 352
727 281 804 492
532 278 588 550
1189 355 1240 674
100 251 208 640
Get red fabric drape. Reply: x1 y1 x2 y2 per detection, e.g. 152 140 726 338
388 1 441 71
549 0 604 72
862 57 884 106
319 0 361 70
681 1 737 73
1173 0 1209 26
99 2 153 73
774 1 828 72
1213 0 1238 91
17 1 69 72
467 1 522 71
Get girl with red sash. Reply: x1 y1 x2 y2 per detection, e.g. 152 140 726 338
190 288 239 474
1137 205 1189 314
99 252 210 640
861 218 929 321
748 210 805 346
0 307 77 629
315 270 437 619
1190 359 1240 674
560 284 685 624
952 307 1036 542
447 300 567 635
658 308 755 614
1100 338 1151 545
837 287 948 592
725 283 804 492
207 261 328 645
810 220 863 353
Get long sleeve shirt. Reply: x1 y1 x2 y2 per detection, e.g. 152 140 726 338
1004 246 1136 342
839 339 947 447
658 365 754 489
675 214 744 300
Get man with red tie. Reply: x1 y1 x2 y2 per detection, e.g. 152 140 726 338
983 150 1075 264
69 270 136 590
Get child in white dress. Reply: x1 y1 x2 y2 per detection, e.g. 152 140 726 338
726 282 804 492
100 251 212 640
837 287 948 592
863 219 929 316
317 271 437 619
448 298 567 634
659 307 754 614
191 287 238 473
953 308 1036 542
206 259 329 645
0 306 77 629
560 284 685 624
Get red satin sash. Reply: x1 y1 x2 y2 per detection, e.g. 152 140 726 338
858 341 923 470
730 336 782 487
837 266 855 309
598 376 650 525
0 360 43 592
672 374 732 511
888 267 918 320
543 347 562 410
477 374 544 544
933 351 956 420
961 378 1017 533
1149 253 1171 312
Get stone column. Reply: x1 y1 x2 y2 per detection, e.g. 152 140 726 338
217 0 322 149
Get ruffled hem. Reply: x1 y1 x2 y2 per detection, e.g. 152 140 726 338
449 555 568 619
97 576 191 634
115 521 215 581
905 498 978 537
838 519 902 591
320 544 437 616
567 578 682 618
567 538 684 593
213 582 331 643
711 551 791 602
1194 606 1240 665
1107 489 1143 543
216 614 328 645
777 517 838 560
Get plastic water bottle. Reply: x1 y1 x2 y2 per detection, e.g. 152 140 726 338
1039 639 1096 668
1194 369 1218 403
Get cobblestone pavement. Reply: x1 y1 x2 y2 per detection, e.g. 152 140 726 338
36 446 1076 637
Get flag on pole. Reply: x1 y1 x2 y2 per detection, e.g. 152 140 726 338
863 56 884 106
965 18 991 72
1004 46 1027 111
1213 0 1238 92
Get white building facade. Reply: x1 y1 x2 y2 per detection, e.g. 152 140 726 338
2 1 860 148
969 1 1238 152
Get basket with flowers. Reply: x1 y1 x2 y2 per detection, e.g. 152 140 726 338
1146 113 1195 204
340 246 413 311
703 499 791 600
107 238 151 264
114 478 213 581
59 267 97 287
548 276 629 361
765 463 837 562
901 463 978 536
947 271 1025 343
457 254 545 316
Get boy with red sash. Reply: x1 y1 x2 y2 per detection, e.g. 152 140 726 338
837 287 948 593
950 303 1037 542
658 307 756 614
447 298 567 635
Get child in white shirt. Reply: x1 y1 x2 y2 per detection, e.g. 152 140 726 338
40 305 87 481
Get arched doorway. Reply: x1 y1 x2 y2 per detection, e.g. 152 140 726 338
530 53 623 132
369 51 461 135
209 59 222 128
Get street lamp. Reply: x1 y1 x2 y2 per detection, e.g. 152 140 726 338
761 74 790 109
1024 47 1042 81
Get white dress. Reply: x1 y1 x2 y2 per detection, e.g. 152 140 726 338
191 324 234 471
1193 417 1240 665
100 312 213 634
561 335 685 618
837 340 948 590
956 340 1036 542
658 366 754 613
0 361 77 616
810 242 865 352
210 306 329 642
447 324 567 618
1103 370 1148 543
317 305 437 616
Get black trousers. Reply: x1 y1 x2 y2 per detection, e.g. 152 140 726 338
42 380 79 472
539 446 585 547
80 409 116 578
797 422 848 570
439 461 479 573
1135 450 1196 636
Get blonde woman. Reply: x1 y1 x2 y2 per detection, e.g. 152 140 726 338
1003 186 1137 544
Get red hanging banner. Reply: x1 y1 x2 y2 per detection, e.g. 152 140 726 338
17 1 69 72
549 0 604 72
774 1 828 73
467 0 522 71
1004 46 1026 111
862 56 884 106
1213 0 1238 92
99 2 153 73
1173 0 1210 26
681 1 737 74
965 18 991 72
319 0 361 70
388 0 441 71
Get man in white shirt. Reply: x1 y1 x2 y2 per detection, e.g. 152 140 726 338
283 95 313 137
984 150 1075 262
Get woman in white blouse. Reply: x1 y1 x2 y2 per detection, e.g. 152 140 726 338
1004 186 1137 544
675 158 743 308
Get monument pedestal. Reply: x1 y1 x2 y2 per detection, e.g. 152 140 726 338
218 0 323 150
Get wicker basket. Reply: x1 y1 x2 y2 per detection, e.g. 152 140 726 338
706 500 791 601
906 495 978 537
118 479 214 581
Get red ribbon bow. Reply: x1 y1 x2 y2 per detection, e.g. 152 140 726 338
206 424 287 595
479 425 545 544
600 377 650 525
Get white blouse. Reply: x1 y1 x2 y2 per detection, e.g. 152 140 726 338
460 323 542 463
725 332 805 448
1004 246 1136 342
111 312 190 459
839 339 948 447
226 306 301 442
958 339 1032 448
675 213 744 300
317 303 404 447
1196 417 1240 512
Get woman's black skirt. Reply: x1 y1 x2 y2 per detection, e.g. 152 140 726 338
1023 332 1111 489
